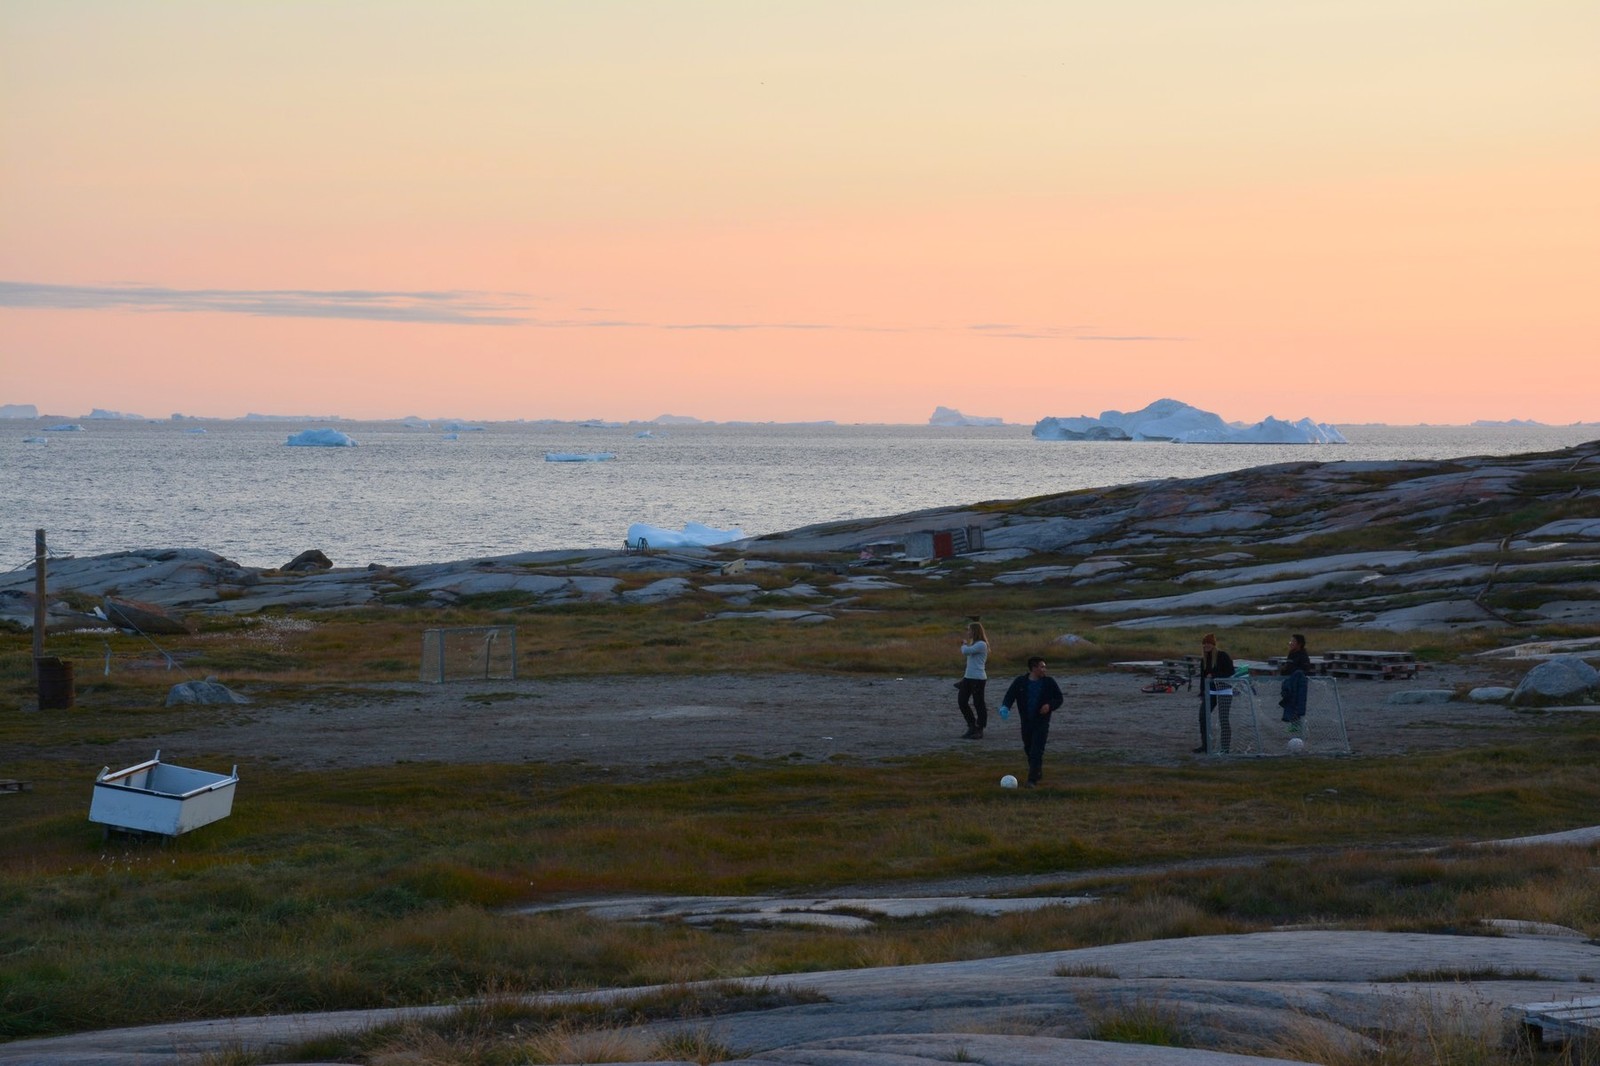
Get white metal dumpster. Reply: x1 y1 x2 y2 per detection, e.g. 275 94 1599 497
89 750 239 838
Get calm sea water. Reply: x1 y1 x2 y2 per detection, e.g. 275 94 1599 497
3 419 1596 570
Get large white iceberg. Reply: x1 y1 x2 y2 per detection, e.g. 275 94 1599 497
285 428 358 447
929 406 1005 427
1033 398 1346 445
626 522 746 549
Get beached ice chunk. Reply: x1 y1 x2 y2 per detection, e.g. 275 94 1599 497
626 522 746 549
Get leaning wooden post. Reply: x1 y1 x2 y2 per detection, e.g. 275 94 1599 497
33 529 46 677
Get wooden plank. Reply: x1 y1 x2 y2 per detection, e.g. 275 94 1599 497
1519 996 1600 1043
0 779 32 794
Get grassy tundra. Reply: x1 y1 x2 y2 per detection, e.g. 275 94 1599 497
4 600 1600 1057
4 443 1599 1060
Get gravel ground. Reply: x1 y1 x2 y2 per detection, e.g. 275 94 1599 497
50 661 1557 778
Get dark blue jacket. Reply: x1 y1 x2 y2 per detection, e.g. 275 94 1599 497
1279 671 1308 721
1002 673 1064 716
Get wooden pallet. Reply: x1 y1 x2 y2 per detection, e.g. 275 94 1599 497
1520 996 1600 1044
1267 655 1331 675
1324 650 1419 680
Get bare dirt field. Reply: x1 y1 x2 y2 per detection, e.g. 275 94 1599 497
57 660 1561 779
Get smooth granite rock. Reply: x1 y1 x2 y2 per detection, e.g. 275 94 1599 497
1511 654 1600 705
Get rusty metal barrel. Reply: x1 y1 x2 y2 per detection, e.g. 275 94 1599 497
36 656 75 710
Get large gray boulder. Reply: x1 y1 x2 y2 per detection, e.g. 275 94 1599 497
1511 654 1600 706
166 678 251 706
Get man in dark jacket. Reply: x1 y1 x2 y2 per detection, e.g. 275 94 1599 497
1000 656 1065 787
1279 633 1311 727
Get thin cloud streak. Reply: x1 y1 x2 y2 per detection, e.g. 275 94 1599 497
1 280 1164 340
0 281 529 325
1077 334 1186 342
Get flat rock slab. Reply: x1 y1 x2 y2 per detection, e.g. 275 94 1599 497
10 930 1600 1066
519 893 1096 926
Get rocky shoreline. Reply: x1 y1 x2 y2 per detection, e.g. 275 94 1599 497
4 439 1598 634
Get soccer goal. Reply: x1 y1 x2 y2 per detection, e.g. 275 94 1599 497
420 626 518 683
1204 675 1350 756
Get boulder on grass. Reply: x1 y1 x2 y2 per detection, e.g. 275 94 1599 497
1510 655 1600 706
166 677 251 707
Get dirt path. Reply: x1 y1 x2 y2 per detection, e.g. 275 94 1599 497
51 662 1552 778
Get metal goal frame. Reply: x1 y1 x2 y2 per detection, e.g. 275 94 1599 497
420 626 518 684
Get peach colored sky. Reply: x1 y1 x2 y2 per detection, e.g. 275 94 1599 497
2 2 1596 424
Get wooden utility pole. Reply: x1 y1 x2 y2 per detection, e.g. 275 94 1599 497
33 529 45 675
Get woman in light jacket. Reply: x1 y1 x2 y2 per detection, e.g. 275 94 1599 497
958 621 990 739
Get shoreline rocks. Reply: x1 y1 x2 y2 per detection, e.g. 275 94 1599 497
1 442 1596 648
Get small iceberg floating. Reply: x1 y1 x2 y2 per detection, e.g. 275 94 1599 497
45 423 85 432
285 428 358 447
184 427 208 434
545 451 616 462
441 432 460 441
23 436 47 444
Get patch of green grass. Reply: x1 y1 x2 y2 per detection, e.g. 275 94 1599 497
188 648 300 672
5 724 1600 1039
1087 1001 1189 1046
1378 968 1546 983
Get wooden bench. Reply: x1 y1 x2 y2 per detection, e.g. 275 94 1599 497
1519 996 1600 1045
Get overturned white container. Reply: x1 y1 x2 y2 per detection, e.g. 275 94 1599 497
89 750 239 838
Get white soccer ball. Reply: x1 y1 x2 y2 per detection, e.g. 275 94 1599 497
1287 737 1305 754
1000 774 1019 789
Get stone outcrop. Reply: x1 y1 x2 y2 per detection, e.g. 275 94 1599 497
282 549 333 572
103 596 190 635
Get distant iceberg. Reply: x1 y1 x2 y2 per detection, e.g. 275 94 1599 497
87 408 145 420
1472 418 1545 428
248 413 342 421
45 423 85 432
929 406 1005 427
626 521 746 549
546 451 615 462
1033 398 1346 445
0 404 39 419
285 428 358 447
22 435 47 444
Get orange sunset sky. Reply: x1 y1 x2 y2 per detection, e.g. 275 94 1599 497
2 2 1596 425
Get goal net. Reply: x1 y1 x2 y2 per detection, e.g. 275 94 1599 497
1204 675 1350 756
420 626 518 683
